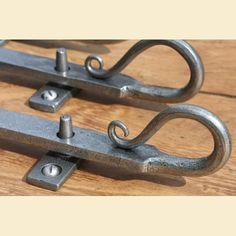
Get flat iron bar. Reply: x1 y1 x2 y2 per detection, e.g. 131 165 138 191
0 48 137 98
0 107 231 177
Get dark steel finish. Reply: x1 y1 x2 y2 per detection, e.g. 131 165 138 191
0 105 231 178
26 151 80 191
0 40 204 113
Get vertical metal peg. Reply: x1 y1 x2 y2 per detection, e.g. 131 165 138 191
58 114 74 139
55 48 69 73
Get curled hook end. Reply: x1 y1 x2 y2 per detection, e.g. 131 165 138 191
108 120 133 149
84 54 105 78
108 120 129 137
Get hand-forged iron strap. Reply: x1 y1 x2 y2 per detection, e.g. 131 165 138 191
108 104 232 176
85 40 204 103
0 106 231 177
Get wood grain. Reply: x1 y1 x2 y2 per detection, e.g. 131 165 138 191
0 40 235 195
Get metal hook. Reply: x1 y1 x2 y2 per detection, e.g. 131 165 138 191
0 104 231 191
85 40 204 103
108 104 231 176
0 40 203 113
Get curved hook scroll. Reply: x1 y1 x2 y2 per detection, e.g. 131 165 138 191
85 40 204 103
108 104 231 176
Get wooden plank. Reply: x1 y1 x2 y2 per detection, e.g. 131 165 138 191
0 40 235 195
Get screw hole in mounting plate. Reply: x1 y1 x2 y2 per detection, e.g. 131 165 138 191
41 163 62 177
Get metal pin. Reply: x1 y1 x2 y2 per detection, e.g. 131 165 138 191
55 48 69 73
58 114 74 139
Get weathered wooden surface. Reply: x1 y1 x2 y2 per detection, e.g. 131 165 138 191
0 40 235 195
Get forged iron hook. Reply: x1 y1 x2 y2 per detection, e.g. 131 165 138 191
0 40 204 113
0 104 231 187
85 40 204 103
108 104 232 176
